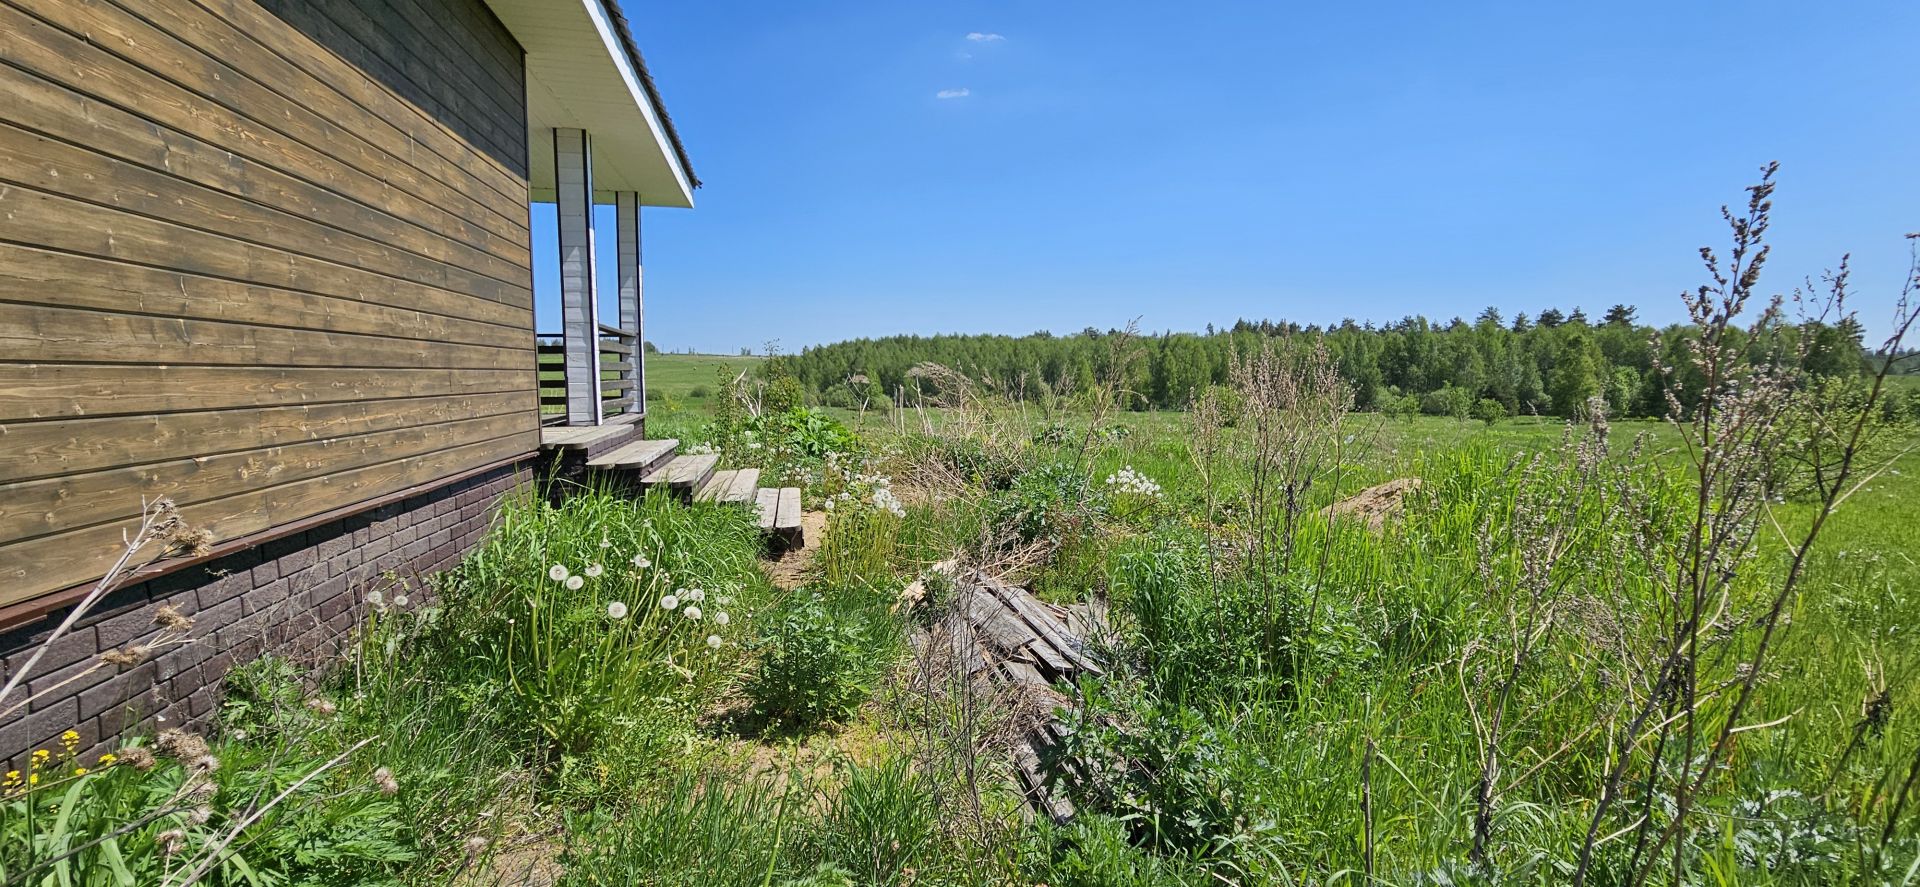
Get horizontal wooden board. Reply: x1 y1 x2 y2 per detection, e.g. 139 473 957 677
0 430 536 607
261 0 526 172
0 113 529 291
0 365 534 420
0 61 527 277
166 0 529 209
0 391 536 483
0 244 527 351
0 411 532 543
0 128 529 307
0 186 532 328
0 1 529 254
0 301 530 371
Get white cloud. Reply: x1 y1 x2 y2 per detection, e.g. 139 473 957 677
936 88 971 99
965 32 1004 43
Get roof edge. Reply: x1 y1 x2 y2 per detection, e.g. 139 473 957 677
596 0 700 190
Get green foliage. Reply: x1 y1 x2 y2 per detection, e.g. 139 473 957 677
810 755 934 886
746 592 869 729
431 487 764 765
1472 397 1507 425
992 461 1109 544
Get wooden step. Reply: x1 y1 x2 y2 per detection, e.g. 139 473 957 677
539 423 637 451
695 468 761 504
755 486 804 550
641 453 718 497
586 438 679 473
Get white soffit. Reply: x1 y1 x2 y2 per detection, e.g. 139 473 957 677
486 0 695 207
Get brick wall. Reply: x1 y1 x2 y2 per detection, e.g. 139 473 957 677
0 460 532 767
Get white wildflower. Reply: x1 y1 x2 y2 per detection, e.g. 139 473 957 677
606 601 629 620
585 563 604 578
661 593 680 610
393 594 409 607
706 635 722 649
366 590 385 607
687 588 706 602
714 611 730 626
631 554 651 569
565 575 584 591
684 605 703 621
547 564 569 582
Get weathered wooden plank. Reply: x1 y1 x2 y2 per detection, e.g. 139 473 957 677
539 424 635 450
755 487 779 530
0 115 530 295
0 186 531 328
694 469 741 503
772 487 803 548
0 2 529 255
0 302 529 370
584 438 678 472
987 580 1103 676
0 365 534 421
0 391 536 484
0 411 531 543
642 454 718 496
0 245 527 350
722 468 761 504
0 431 535 607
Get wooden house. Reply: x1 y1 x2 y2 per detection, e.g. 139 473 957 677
0 0 696 757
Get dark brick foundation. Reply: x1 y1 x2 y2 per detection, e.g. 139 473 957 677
0 460 533 766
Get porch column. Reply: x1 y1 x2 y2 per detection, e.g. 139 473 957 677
554 128 602 426
615 191 643 415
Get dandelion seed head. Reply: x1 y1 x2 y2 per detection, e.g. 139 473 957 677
606 601 629 619
585 563 604 578
565 575 584 591
548 564 570 582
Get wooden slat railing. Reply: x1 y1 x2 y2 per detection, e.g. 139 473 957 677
537 325 639 421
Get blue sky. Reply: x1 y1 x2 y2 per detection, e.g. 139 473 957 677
533 1 1920 353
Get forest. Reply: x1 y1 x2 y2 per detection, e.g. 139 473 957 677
783 305 1910 420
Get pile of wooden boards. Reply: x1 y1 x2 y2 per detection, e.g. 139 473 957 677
911 571 1104 823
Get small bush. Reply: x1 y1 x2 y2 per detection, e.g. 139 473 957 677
687 384 712 399
992 462 1108 545
747 592 867 729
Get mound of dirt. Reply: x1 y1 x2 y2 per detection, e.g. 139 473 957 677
1325 477 1422 531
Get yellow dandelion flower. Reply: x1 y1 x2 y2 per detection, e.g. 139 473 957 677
29 773 40 786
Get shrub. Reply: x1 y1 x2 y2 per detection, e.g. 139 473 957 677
688 384 712 399
747 592 867 729
992 462 1108 545
1473 397 1508 425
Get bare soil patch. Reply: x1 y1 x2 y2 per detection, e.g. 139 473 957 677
1326 477 1422 531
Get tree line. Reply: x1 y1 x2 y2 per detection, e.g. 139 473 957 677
776 305 1899 419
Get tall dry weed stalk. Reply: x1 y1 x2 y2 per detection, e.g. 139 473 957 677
1190 336 1359 660
1464 406 1642 863
1570 164 1920 884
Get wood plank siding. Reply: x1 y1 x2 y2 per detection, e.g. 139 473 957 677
0 0 539 606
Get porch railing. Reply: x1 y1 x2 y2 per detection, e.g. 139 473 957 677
536 324 640 423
